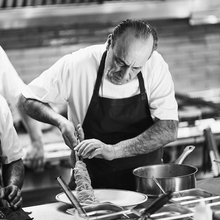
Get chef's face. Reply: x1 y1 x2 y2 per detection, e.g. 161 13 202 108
105 30 154 85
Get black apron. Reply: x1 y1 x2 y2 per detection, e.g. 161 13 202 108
82 51 162 190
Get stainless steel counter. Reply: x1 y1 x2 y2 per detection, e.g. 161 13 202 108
24 202 73 220
197 177 220 196
23 179 220 220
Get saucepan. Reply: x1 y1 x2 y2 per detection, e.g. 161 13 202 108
133 146 198 196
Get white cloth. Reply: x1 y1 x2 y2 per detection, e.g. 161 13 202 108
0 95 24 164
0 46 26 122
22 44 178 126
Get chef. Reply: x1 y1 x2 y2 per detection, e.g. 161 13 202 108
0 95 24 209
18 19 178 190
0 46 44 170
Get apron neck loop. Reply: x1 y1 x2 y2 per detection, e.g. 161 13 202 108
137 72 147 101
93 50 107 97
93 51 146 100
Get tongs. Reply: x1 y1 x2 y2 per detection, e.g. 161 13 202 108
56 176 88 218
75 126 83 162
56 176 128 219
139 191 173 219
66 202 125 219
86 191 173 220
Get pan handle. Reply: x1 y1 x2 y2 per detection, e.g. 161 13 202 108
174 145 195 165
140 191 173 219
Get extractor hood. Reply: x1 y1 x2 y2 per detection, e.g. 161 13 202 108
190 0 220 25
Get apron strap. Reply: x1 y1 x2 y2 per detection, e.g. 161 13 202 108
137 72 147 101
92 50 147 102
92 51 107 101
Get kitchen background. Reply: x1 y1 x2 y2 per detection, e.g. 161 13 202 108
0 0 220 206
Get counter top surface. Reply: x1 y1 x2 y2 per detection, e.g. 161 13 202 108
23 178 220 220
24 202 73 220
197 177 220 196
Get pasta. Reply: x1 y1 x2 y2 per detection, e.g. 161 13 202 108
74 160 99 204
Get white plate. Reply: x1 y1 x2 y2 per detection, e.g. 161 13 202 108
56 189 148 209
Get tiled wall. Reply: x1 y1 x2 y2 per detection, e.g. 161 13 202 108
156 20 220 95
1 19 220 95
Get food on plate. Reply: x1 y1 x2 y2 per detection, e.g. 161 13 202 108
74 160 99 204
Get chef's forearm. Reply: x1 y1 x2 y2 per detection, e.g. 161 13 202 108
114 120 178 158
18 95 65 128
2 159 24 189
17 106 43 143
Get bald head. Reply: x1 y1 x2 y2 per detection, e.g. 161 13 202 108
105 21 156 85
111 19 158 53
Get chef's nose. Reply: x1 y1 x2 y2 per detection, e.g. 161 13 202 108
120 66 131 80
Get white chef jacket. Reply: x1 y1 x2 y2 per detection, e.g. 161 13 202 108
0 46 25 122
22 44 178 126
0 95 24 164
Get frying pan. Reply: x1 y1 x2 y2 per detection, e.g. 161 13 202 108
133 146 198 196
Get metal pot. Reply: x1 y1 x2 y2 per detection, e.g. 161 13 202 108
133 146 198 196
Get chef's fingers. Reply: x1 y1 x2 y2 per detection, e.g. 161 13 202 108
75 142 114 160
10 196 23 209
0 187 5 199
31 159 39 169
1 185 22 209
30 158 44 170
0 186 13 200
74 140 87 152
87 144 115 160
36 158 44 169
9 190 22 209
25 157 44 170
7 187 18 201
76 124 85 141
75 139 111 159
74 140 98 156
60 120 79 150
23 142 45 170
79 143 100 158
74 142 89 156
62 133 78 151
87 148 102 159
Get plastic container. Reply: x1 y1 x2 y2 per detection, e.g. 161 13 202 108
193 201 213 220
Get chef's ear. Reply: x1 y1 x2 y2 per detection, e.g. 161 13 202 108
106 34 113 50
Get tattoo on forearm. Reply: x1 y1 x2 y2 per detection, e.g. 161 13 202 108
3 159 24 188
19 96 55 125
123 120 178 157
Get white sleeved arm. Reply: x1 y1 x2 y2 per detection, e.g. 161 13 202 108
22 54 73 104
0 95 24 164
146 52 178 121
0 46 25 106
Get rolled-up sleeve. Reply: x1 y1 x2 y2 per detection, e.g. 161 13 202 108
147 53 178 121
22 55 72 105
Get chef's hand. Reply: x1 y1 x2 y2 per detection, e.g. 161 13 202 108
74 139 115 161
75 124 84 142
24 140 44 170
0 185 22 209
59 120 81 150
